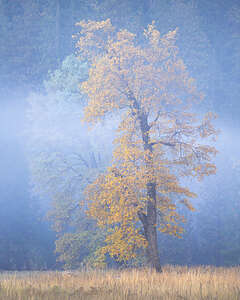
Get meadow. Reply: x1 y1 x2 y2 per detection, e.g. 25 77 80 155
0 265 239 299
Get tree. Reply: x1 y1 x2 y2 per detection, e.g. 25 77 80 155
26 55 115 268
76 19 217 272
0 0 58 90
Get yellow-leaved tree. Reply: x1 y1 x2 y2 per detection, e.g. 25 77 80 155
76 19 217 272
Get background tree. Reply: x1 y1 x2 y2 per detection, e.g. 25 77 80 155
76 19 217 272
27 55 116 269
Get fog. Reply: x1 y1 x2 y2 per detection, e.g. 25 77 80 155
0 0 239 270
1 78 239 269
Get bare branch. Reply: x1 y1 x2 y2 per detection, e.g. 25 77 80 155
71 152 89 168
149 110 161 128
151 140 176 147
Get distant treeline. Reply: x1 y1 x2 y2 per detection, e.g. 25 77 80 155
0 0 239 115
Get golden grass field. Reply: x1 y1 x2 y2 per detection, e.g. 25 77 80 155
0 265 239 299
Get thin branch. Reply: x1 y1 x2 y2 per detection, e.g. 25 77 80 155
149 110 161 128
151 140 176 147
138 209 147 226
71 152 89 168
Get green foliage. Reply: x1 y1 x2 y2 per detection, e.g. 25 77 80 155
44 54 88 100
55 230 106 269
27 54 115 269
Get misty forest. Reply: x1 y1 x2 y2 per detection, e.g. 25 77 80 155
1 0 240 292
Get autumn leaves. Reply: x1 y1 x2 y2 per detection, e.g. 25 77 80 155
76 19 217 270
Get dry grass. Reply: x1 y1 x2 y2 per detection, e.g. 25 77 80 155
0 265 239 299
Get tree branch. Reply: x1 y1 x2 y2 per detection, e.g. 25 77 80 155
150 140 176 147
138 210 147 226
149 110 161 128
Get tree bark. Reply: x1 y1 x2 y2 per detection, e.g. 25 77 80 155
139 113 162 272
128 90 162 272
138 184 162 272
146 183 162 272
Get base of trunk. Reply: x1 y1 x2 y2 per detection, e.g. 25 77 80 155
146 246 162 272
145 222 162 272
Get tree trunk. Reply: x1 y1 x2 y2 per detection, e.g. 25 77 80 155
139 114 162 272
139 193 162 272
146 183 162 272
129 92 162 272
145 222 162 272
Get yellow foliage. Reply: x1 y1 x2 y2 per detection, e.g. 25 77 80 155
76 19 217 263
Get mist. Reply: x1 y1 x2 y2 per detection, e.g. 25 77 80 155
0 0 240 271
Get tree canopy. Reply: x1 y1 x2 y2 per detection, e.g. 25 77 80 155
76 20 218 271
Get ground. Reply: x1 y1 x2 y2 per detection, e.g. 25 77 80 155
0 266 239 299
